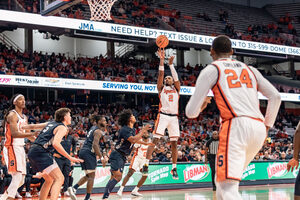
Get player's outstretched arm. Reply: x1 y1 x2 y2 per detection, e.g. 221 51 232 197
7 113 36 138
53 126 83 163
287 122 300 172
168 56 180 92
157 48 165 93
127 124 151 144
22 122 48 130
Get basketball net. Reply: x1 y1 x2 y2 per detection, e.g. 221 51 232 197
87 0 117 21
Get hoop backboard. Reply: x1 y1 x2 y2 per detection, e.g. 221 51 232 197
40 0 81 16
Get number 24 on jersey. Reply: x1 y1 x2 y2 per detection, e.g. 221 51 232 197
225 69 253 89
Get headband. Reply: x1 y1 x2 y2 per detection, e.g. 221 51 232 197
13 94 24 103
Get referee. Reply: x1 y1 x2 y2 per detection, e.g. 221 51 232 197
205 131 219 191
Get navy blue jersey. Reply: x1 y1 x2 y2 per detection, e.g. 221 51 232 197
54 135 77 158
81 126 99 152
115 126 135 156
34 121 65 152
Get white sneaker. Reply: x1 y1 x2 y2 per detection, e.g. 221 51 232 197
131 191 143 197
64 191 70 196
15 192 22 198
117 189 123 197
25 192 32 198
67 187 77 200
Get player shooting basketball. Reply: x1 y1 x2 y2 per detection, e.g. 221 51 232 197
143 48 180 179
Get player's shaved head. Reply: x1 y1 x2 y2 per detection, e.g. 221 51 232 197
212 35 232 54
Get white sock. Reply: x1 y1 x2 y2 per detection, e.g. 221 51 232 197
145 159 149 165
133 186 139 192
0 191 8 200
119 186 124 191
172 164 177 169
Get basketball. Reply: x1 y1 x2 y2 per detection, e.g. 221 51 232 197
156 35 169 48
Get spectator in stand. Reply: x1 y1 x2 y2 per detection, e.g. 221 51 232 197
177 151 188 162
203 13 212 22
280 152 287 160
286 149 293 159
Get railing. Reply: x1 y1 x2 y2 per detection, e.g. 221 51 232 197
273 63 290 76
115 43 135 57
0 32 23 53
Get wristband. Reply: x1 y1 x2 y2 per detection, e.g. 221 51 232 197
159 65 164 71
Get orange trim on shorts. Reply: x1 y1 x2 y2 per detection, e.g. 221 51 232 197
153 113 161 135
216 119 232 182
6 146 17 173
247 116 264 123
129 147 139 169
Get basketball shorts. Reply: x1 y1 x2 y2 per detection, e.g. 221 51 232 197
216 117 266 182
3 145 26 174
295 169 300 196
79 149 97 171
130 155 146 172
153 113 179 141
28 145 57 174
109 150 126 173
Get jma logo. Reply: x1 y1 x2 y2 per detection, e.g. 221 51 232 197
79 23 95 31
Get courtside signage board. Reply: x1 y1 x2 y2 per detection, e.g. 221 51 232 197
0 75 299 101
72 162 299 188
0 10 300 56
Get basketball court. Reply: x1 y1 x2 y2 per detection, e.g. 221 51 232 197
50 184 295 200
0 0 299 200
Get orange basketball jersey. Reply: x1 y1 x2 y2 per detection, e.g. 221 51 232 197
211 58 264 122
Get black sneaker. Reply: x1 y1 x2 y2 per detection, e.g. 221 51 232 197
171 168 179 179
142 165 149 175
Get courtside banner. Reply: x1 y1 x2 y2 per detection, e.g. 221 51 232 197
72 162 299 188
0 75 299 101
0 10 300 56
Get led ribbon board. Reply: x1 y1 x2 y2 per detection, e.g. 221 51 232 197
0 75 299 102
0 10 300 56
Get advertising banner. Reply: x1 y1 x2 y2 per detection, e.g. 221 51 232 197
1 10 300 56
72 162 299 188
0 75 299 101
